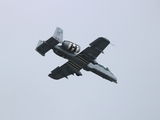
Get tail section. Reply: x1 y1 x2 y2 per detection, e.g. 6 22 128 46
53 27 63 43
35 27 63 56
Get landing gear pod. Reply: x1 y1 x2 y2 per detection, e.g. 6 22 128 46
62 41 80 53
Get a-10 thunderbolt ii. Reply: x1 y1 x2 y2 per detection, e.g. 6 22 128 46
35 27 117 83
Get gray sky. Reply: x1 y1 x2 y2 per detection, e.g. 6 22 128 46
1 0 160 120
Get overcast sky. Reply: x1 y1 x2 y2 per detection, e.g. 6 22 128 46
1 0 160 120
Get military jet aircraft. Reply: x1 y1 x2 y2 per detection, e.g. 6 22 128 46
35 27 117 83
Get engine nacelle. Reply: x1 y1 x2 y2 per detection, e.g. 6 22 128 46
62 41 80 53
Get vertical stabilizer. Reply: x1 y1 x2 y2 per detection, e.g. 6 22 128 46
53 27 63 43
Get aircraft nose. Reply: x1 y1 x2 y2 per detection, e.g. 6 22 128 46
111 76 117 84
113 80 117 84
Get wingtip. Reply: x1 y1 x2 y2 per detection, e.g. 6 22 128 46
110 43 115 47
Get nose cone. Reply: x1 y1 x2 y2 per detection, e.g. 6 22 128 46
105 73 118 83
112 78 117 84
108 74 117 84
105 70 117 83
104 68 117 83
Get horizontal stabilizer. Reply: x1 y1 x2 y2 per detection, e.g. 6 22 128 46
36 40 50 56
36 40 43 48
35 37 59 56
35 27 63 56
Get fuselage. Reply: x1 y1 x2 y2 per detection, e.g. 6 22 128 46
53 45 90 69
53 45 117 83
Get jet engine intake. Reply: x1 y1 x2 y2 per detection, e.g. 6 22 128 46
62 41 80 53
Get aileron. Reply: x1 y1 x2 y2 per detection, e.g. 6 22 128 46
80 37 110 61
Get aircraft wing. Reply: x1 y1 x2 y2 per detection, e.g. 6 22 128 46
79 37 110 60
48 61 82 80
78 37 117 83
35 27 63 56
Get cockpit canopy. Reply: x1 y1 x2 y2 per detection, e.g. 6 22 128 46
62 41 80 53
